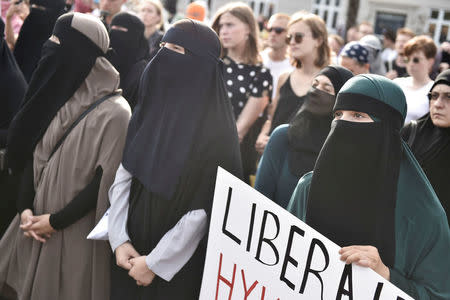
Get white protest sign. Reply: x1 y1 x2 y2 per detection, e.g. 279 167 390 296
199 167 413 300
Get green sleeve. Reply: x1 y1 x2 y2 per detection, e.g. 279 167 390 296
286 172 313 221
255 125 288 200
390 215 450 300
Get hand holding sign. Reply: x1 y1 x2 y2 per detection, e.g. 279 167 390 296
339 246 390 281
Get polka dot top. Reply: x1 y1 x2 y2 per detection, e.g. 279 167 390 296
222 56 273 118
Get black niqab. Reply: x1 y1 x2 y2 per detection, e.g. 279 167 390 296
108 12 149 109
7 12 106 173
287 65 353 177
0 18 27 147
122 19 242 201
401 70 450 223
306 77 405 268
13 0 65 82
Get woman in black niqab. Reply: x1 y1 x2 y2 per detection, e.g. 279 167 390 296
402 69 450 224
13 0 65 82
7 11 107 175
0 17 27 238
108 12 149 109
0 18 27 148
113 19 242 299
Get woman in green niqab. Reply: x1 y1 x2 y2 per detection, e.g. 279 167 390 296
287 74 450 299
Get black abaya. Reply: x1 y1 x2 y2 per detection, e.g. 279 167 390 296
113 19 242 299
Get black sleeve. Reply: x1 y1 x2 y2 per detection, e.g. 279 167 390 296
49 166 103 230
16 159 35 213
0 129 8 148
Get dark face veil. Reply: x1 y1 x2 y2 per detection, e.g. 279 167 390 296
13 0 66 82
287 65 353 177
122 19 242 200
305 74 407 268
7 12 109 173
108 12 148 76
0 18 27 135
107 12 149 108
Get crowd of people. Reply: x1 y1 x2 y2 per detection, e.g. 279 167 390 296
0 0 449 299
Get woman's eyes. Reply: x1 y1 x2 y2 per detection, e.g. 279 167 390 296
334 111 342 118
353 112 366 119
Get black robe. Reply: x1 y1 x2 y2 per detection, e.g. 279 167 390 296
402 114 450 224
111 113 242 299
0 18 27 238
112 19 243 299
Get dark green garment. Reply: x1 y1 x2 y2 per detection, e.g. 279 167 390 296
255 125 302 208
287 142 450 299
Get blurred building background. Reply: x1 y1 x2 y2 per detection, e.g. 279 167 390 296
174 0 450 44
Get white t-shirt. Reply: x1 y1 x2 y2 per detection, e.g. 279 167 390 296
381 48 397 63
260 49 294 100
394 77 434 124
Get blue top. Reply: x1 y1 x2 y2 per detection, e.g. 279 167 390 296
255 125 303 208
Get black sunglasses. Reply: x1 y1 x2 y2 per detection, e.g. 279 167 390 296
267 26 286 34
285 32 304 44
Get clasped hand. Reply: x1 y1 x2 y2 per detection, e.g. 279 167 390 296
115 242 156 287
20 209 55 243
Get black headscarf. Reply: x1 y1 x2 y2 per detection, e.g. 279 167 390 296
287 65 353 177
401 69 450 223
306 75 407 268
13 0 65 82
0 18 27 147
122 19 242 200
108 12 149 109
7 12 109 173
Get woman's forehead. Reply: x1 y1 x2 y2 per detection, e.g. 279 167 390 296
432 84 450 92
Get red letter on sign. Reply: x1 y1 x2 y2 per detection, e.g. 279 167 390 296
216 253 237 300
241 269 258 299
261 286 281 300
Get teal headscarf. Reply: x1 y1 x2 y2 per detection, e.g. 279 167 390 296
290 74 450 299
334 74 406 126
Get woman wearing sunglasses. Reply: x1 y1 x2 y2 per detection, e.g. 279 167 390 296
402 69 450 226
394 35 437 124
256 11 330 153
288 74 450 299
212 2 272 184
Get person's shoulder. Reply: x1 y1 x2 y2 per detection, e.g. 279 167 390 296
271 124 289 139
268 124 289 148
278 71 290 87
100 93 132 120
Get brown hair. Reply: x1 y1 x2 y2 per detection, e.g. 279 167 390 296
329 34 344 48
288 11 330 68
404 35 437 59
140 0 165 30
396 27 415 39
211 2 260 65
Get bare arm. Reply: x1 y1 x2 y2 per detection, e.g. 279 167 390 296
236 92 269 143
255 72 290 153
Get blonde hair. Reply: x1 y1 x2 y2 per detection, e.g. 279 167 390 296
269 13 290 23
288 11 330 69
211 2 260 65
139 0 164 29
